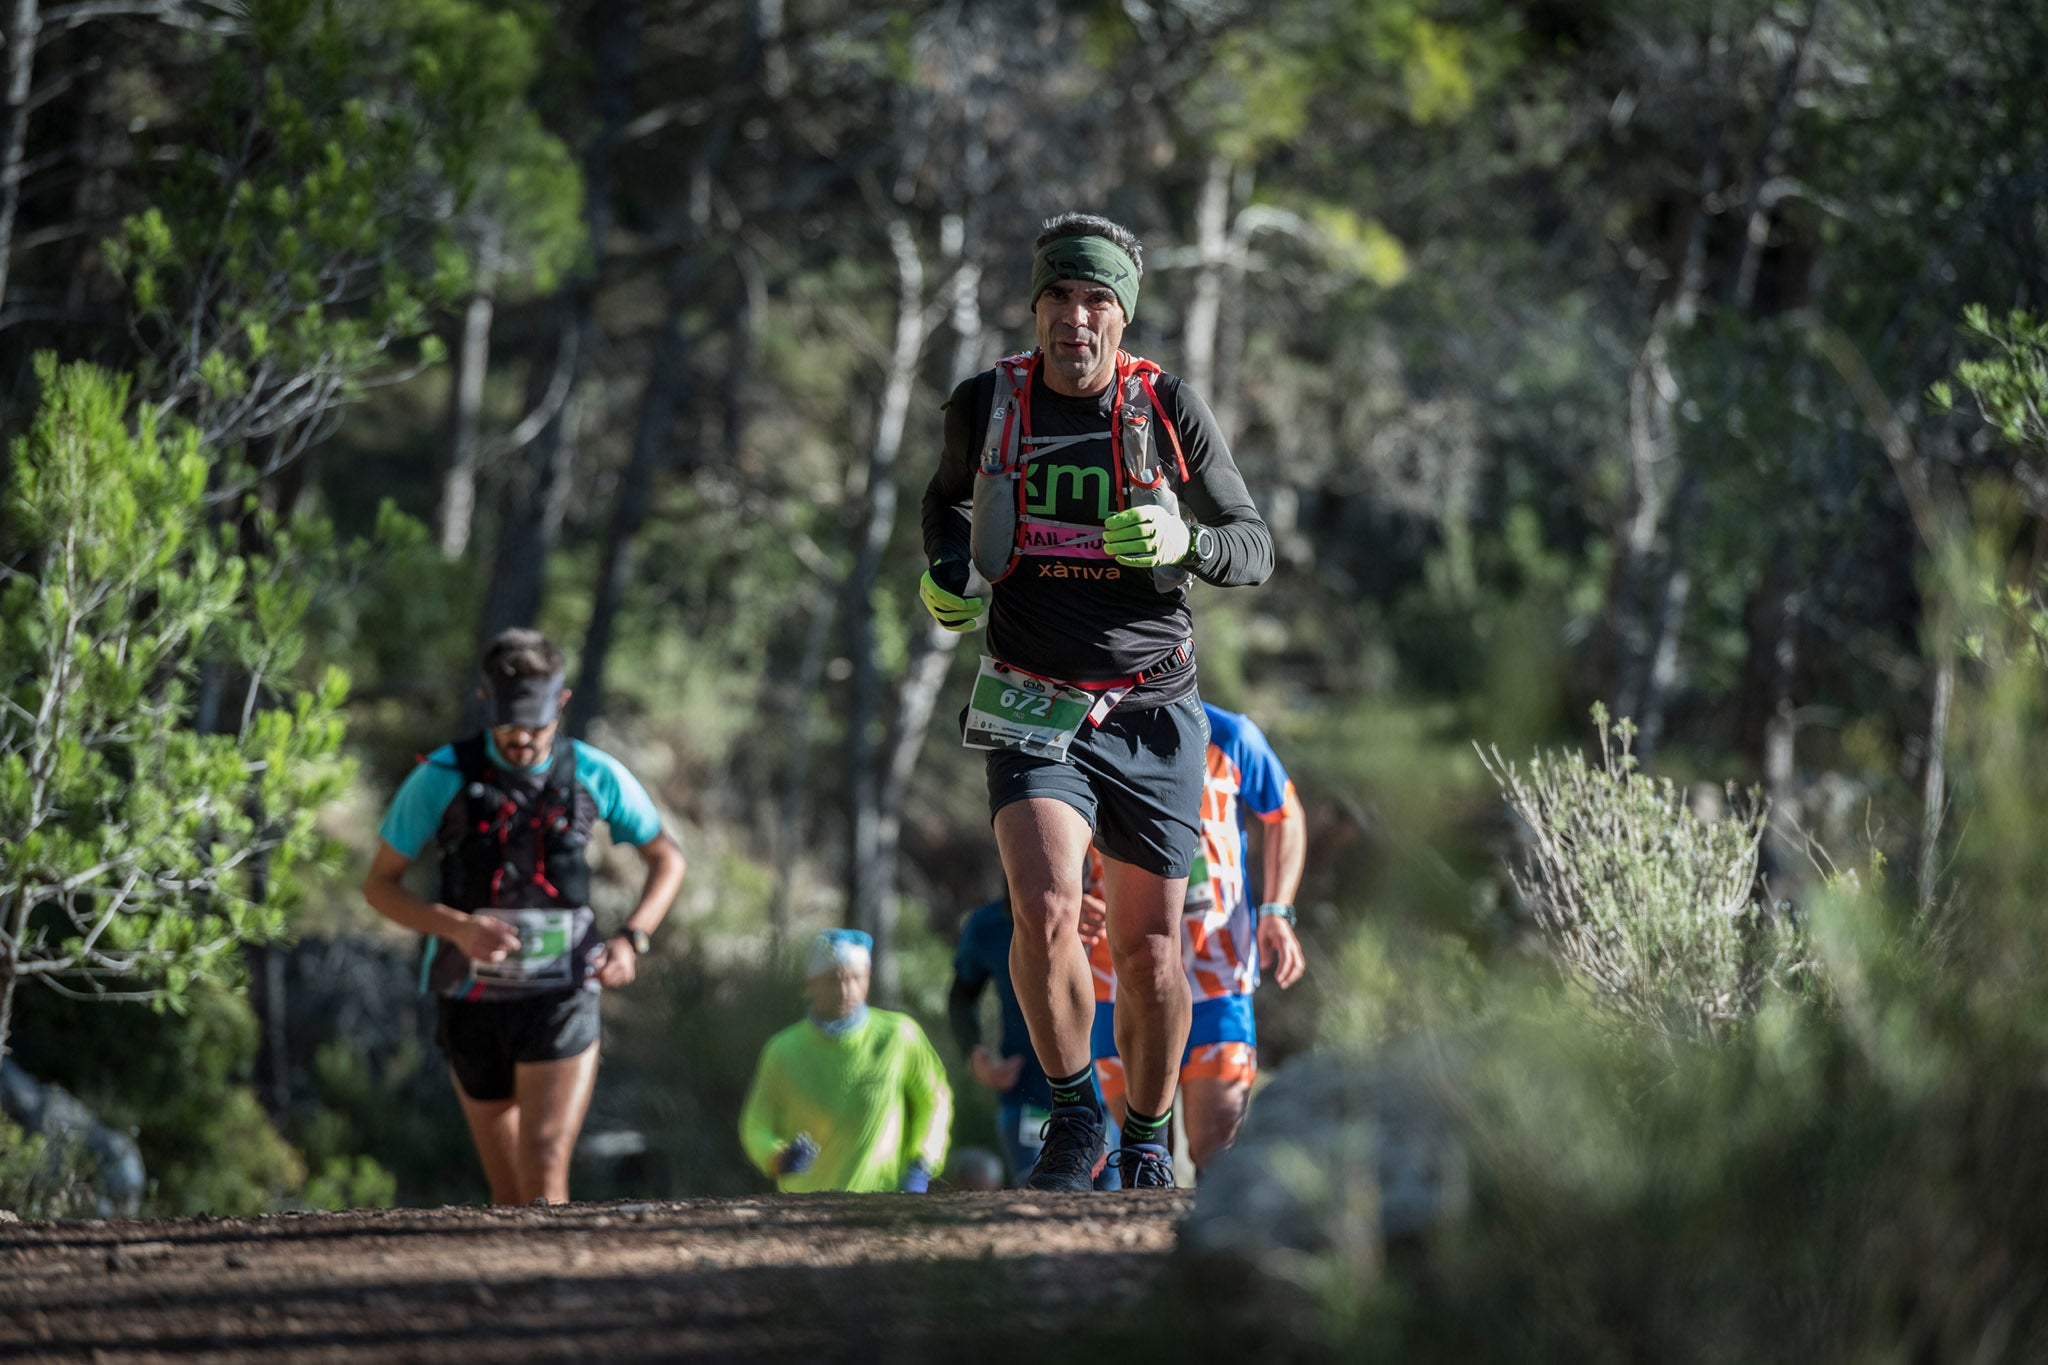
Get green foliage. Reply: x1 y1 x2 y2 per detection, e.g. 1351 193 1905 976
11 984 306 1216
0 357 351 1046
302 1154 399 1212
1932 305 2048 451
104 0 580 452
0 1119 101 1221
1187 0 1490 164
1210 509 2048 1359
1306 204 1411 288
294 1034 474 1208
1256 868 2048 1364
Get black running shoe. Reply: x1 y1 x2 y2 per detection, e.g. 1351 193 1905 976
1111 1140 1176 1189
1022 1105 1107 1192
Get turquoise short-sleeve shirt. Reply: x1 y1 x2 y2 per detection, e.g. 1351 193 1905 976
377 734 665 859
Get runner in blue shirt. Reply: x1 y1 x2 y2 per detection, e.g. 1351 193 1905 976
361 629 686 1205
948 894 1056 1184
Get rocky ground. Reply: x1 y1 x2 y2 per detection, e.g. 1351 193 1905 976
0 1192 1191 1363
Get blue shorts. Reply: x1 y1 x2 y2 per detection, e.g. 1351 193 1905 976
1090 997 1118 1062
1090 992 1256 1063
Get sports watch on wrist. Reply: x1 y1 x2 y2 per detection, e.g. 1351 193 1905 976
1256 902 1297 926
1178 522 1215 569
617 927 653 956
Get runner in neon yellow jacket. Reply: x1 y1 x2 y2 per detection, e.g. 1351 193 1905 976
740 930 953 1193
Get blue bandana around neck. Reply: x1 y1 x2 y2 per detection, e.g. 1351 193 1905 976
810 1005 869 1038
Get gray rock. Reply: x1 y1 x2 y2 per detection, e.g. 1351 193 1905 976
1180 1049 1469 1281
0 1059 147 1217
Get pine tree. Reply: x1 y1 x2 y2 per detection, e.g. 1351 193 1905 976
0 356 351 1058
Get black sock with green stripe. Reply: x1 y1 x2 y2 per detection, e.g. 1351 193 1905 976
1047 1065 1103 1118
1122 1106 1171 1147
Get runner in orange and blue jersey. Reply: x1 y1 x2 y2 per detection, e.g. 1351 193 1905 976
1085 703 1306 1172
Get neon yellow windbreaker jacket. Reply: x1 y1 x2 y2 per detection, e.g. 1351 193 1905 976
738 1008 952 1193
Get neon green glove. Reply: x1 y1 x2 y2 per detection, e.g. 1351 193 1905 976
919 565 986 632
1102 506 1191 568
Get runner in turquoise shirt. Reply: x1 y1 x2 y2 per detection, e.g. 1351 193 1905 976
362 628 686 1206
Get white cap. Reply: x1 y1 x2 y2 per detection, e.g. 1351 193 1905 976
804 928 872 978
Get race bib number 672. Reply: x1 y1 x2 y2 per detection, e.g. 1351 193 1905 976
962 656 1100 762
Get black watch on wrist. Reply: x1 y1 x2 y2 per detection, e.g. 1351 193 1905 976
1179 522 1215 569
617 927 653 956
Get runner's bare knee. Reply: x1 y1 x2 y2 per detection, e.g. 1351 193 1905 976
1108 931 1182 1005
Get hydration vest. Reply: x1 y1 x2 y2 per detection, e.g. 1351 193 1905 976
423 734 600 998
969 349 1193 595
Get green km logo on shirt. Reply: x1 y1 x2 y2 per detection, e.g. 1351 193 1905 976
1025 462 1112 519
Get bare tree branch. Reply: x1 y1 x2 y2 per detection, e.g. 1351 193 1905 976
36 0 240 41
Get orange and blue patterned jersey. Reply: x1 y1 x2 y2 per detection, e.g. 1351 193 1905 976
1083 846 1118 1003
1185 704 1295 1001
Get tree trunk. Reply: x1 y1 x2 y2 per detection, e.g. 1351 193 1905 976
845 216 925 1003
250 940 290 1115
942 209 981 384
576 54 744 734
61 35 117 323
803 205 977 974
1634 560 1691 768
874 620 961 922
0 886 28 1061
1730 0 1826 314
0 0 41 315
438 223 501 560
472 0 639 665
573 252 704 738
1632 467 1701 768
1742 539 1804 898
751 0 788 100
1181 153 1231 395
476 305 582 654
844 208 985 956
1672 128 1724 329
768 582 836 952
724 245 765 465
1213 163 1258 437
1604 329 1679 722
1917 649 1953 918
1602 67 1730 714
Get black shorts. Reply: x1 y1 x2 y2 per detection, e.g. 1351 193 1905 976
984 691 1209 878
435 989 601 1102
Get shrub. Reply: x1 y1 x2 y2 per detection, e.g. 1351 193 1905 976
0 1119 101 1221
10 983 305 1216
1480 705 1810 1042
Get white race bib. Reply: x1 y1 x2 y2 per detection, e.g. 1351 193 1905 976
1183 852 1216 916
961 655 1126 762
470 908 588 989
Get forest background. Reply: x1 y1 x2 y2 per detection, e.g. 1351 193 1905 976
2 0 2046 1353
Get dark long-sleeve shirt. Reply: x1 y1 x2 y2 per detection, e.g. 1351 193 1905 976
921 360 1272 707
949 898 1051 1109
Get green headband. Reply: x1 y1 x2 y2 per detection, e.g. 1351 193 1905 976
1030 235 1140 322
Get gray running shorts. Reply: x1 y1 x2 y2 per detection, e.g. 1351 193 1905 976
983 691 1208 878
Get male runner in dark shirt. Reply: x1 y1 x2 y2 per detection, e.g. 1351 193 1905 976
920 211 1272 1189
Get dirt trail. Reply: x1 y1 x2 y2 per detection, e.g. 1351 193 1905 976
0 1192 1190 1362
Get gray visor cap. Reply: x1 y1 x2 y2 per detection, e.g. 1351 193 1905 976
483 670 565 728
